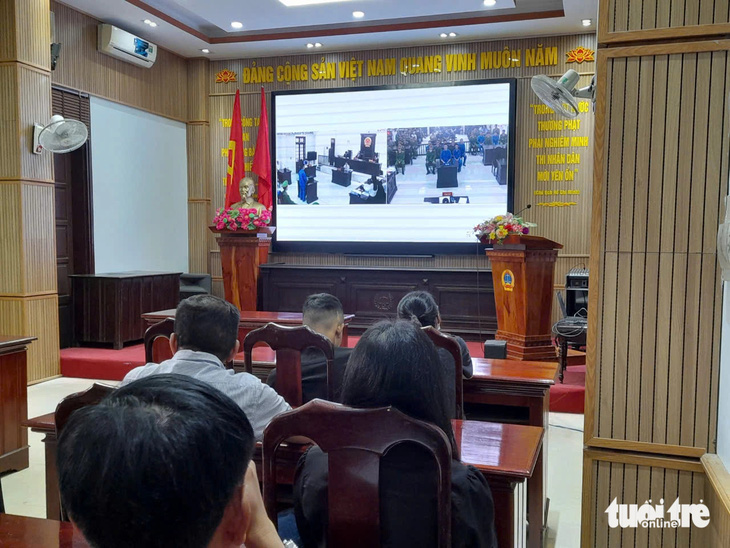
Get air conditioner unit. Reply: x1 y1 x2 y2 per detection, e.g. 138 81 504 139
98 24 157 68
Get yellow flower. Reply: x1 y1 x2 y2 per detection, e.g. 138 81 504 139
489 232 496 240
496 227 508 238
494 215 503 222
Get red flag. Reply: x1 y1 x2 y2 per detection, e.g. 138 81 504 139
252 87 272 209
224 89 245 209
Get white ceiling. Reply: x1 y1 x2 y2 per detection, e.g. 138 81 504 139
56 0 598 59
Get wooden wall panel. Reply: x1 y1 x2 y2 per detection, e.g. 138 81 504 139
600 0 730 43
49 1 188 122
588 46 730 455
0 64 21 179
17 66 52 182
582 452 708 548
21 182 56 294
187 123 209 199
0 295 59 381
702 455 730 547
0 183 23 294
14 0 51 70
188 201 211 274
0 1 17 64
187 59 209 122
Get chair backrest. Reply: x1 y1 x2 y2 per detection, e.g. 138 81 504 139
243 323 334 407
143 318 175 364
422 326 464 419
144 317 234 369
54 382 116 521
262 399 452 547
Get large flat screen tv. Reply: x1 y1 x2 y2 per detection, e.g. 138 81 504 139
271 79 516 254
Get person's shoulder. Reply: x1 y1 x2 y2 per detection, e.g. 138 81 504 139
121 362 160 384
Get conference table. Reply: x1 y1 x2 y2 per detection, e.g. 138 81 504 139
465 357 558 547
0 513 89 547
23 413 541 548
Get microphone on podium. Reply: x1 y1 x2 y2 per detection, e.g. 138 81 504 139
513 204 532 216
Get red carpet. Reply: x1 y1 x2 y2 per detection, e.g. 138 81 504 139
60 339 585 414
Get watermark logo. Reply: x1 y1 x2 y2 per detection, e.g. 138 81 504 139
605 498 710 529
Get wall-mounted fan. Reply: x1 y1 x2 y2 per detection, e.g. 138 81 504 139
32 115 88 154
531 69 595 119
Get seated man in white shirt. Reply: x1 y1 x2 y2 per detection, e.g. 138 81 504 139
121 294 290 440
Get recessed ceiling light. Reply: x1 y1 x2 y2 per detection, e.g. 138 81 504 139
280 0 355 6
201 49 210 54
483 0 497 5
582 18 592 26
149 21 157 27
440 32 448 38
314 42 322 48
352 10 365 18
231 21 243 29
306 43 314 48
449 32 457 37
143 19 157 27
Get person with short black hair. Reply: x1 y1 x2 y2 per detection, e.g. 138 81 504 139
122 294 290 439
294 320 497 547
267 293 352 404
57 374 284 548
397 291 473 415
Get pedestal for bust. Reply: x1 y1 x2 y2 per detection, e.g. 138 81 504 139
486 234 563 361
210 227 274 311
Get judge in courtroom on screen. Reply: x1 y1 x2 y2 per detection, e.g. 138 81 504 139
267 293 352 404
120 294 291 440
57 375 290 548
294 319 497 548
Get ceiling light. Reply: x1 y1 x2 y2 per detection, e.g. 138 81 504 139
440 32 448 38
231 21 243 29
143 19 157 27
352 10 365 18
483 0 497 5
306 43 314 48
449 32 457 37
314 42 322 48
279 0 355 6
201 49 210 54
148 21 157 27
582 19 592 26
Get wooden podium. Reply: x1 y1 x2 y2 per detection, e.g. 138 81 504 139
486 235 563 361
210 227 274 311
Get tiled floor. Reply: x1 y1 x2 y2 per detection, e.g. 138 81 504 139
2 378 584 547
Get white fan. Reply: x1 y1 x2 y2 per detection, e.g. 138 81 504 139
531 69 595 119
32 115 88 154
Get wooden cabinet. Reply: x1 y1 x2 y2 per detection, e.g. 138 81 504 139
71 272 181 349
260 264 496 340
0 336 35 474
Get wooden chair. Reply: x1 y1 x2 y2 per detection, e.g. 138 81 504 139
143 318 234 369
243 323 334 407
262 399 452 547
54 383 116 521
422 326 464 419
143 318 175 364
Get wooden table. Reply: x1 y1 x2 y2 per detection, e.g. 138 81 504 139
464 357 558 548
141 309 355 347
71 271 181 349
0 336 35 474
23 414 541 548
0 514 88 547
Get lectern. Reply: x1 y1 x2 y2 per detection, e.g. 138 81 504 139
210 227 274 310
486 234 563 361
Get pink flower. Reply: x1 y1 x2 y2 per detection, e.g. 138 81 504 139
229 222 238 231
216 221 225 230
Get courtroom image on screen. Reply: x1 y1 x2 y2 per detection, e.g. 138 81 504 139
272 82 514 246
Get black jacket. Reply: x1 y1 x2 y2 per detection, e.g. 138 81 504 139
294 444 497 548
267 346 353 404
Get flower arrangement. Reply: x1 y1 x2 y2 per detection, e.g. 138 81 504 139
213 207 272 231
473 213 536 244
